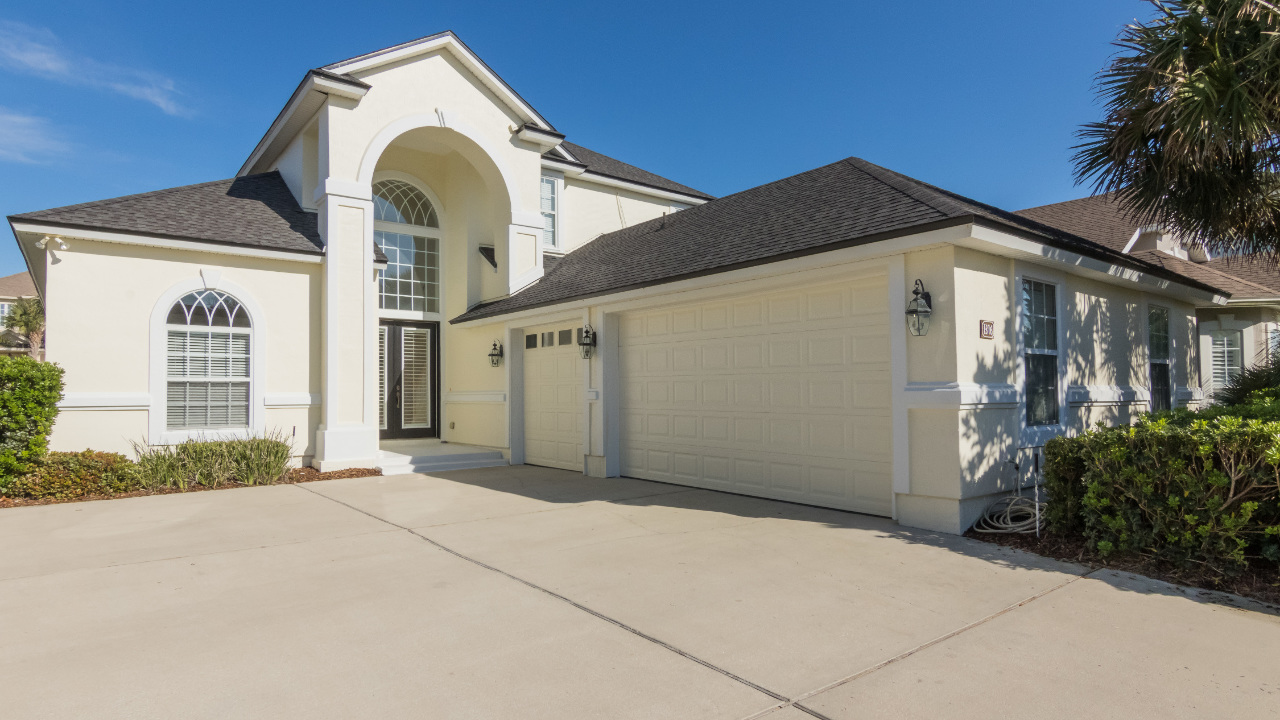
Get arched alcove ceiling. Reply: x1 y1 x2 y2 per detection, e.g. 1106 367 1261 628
360 117 517 223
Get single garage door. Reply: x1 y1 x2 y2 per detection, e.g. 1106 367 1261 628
620 275 893 516
522 323 584 471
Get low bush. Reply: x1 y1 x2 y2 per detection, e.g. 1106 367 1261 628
1044 411 1280 576
0 356 64 482
5 451 143 500
132 432 293 490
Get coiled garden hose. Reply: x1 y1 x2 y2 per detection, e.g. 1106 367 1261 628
972 495 1045 534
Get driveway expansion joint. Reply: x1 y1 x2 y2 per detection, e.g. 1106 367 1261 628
293 483 793 705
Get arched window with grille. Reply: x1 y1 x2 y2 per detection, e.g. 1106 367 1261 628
164 289 252 429
373 178 441 314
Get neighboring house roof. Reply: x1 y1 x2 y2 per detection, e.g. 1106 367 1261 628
1015 193 1138 254
551 142 714 200
1128 250 1276 298
0 271 36 298
1017 194 1280 301
452 157 1224 324
1205 255 1280 296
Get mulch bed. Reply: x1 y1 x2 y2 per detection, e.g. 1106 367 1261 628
966 529 1280 609
0 467 382 509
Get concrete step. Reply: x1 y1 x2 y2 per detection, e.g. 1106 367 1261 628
374 447 508 476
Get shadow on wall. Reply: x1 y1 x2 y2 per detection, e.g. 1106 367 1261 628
417 465 1274 614
956 286 1144 501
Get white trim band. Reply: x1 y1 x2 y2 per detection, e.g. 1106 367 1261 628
444 391 507 403
903 382 1019 409
264 392 321 408
58 392 151 411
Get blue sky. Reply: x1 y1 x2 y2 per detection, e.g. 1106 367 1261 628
0 0 1152 277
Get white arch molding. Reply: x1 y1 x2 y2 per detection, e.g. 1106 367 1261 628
356 112 524 224
147 274 269 445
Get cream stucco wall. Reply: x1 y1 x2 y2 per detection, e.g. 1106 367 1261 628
896 244 1203 534
558 177 683 253
45 240 321 458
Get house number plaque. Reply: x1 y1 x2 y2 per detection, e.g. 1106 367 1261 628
979 320 995 339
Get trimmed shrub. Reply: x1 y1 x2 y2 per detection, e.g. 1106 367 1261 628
0 356 64 483
133 432 293 490
1044 412 1280 575
6 451 142 500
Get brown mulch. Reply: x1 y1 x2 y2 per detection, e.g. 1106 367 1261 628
966 529 1280 610
0 467 382 509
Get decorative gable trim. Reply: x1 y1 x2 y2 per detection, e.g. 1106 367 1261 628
323 31 557 132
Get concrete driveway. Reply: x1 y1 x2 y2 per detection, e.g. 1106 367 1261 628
2 467 1277 719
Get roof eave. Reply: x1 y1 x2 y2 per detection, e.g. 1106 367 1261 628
965 218 1227 303
8 219 325 264
238 70 369 177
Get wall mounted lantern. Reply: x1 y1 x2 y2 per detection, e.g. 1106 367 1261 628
905 279 933 337
488 340 504 367
578 324 597 359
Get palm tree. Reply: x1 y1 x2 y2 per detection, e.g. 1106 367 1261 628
1073 1 1280 257
3 297 45 359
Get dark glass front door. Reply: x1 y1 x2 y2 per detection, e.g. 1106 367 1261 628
379 321 439 439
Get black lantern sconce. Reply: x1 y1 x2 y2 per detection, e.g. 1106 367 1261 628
905 279 932 337
578 324 597 359
488 340 504 367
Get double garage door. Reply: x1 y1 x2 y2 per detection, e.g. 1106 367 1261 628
618 275 893 516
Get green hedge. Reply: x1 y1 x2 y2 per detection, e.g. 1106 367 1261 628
1044 405 1280 575
0 356 64 482
6 450 144 500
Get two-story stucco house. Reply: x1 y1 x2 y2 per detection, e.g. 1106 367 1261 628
7 32 1236 534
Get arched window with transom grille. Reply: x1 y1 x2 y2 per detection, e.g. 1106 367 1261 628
165 289 252 429
373 178 441 314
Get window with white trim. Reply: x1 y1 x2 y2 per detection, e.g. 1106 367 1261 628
1022 278 1059 426
165 290 251 430
374 179 440 313
0 302 10 320
1210 330 1243 392
540 175 558 249
1148 305 1171 412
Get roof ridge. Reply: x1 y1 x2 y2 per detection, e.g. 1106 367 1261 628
841 157 968 218
11 173 280 220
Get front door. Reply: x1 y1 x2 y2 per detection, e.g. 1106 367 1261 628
379 321 439 439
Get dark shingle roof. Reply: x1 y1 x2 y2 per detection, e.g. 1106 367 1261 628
9 172 325 256
550 142 713 200
453 157 1224 324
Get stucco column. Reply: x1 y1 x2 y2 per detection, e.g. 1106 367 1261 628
313 181 380 470
506 215 546 293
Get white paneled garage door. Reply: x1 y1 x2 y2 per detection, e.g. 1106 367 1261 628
523 324 584 471
620 274 893 516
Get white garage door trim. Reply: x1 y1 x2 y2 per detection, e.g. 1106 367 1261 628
619 274 893 516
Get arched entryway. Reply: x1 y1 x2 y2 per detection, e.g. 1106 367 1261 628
373 178 443 439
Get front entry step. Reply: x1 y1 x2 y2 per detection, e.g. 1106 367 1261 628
374 443 508 476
